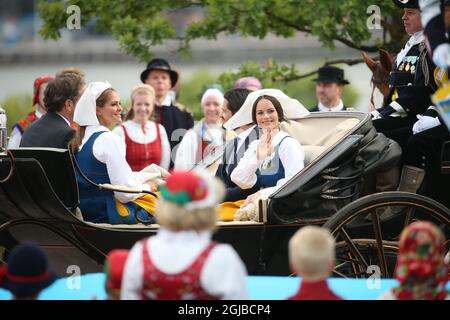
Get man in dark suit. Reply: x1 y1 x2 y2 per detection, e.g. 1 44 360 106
20 73 85 149
215 88 260 201
310 66 349 112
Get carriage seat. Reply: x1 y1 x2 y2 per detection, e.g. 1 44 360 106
281 117 359 165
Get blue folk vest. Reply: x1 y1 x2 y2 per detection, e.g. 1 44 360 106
256 136 289 188
75 131 154 224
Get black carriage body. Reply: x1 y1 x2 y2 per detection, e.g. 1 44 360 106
0 112 402 276
268 112 401 224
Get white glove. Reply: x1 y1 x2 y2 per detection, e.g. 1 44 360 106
370 110 381 120
432 43 450 70
412 115 441 135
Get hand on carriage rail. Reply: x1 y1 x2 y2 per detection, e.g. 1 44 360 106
97 183 158 198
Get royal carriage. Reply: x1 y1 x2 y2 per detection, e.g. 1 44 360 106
0 110 449 278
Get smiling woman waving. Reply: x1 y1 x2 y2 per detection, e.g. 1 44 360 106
230 94 305 207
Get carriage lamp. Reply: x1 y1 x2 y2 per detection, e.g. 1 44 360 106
0 106 7 153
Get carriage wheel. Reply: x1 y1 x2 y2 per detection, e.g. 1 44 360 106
323 191 450 278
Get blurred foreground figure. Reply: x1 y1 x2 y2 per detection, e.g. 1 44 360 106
121 170 249 300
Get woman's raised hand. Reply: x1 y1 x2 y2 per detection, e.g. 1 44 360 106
256 129 274 160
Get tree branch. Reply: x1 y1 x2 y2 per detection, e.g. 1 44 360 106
265 10 379 53
273 58 365 82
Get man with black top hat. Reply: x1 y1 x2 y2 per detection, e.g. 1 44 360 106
310 66 349 112
371 0 438 147
140 58 194 167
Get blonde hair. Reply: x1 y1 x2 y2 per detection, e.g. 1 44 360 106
126 84 155 121
289 226 335 281
155 178 225 232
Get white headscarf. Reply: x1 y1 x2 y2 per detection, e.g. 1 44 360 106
201 88 224 107
223 88 309 130
74 81 112 126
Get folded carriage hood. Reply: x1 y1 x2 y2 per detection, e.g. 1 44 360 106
267 111 402 224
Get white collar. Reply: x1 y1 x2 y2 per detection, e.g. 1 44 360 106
318 100 344 112
158 94 172 107
128 120 151 128
396 31 424 67
35 109 44 119
79 125 109 150
236 125 256 141
55 112 71 126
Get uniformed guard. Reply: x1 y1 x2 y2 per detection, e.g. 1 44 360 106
371 0 439 150
394 0 450 206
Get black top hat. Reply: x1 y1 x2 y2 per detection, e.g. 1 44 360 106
140 58 179 87
312 66 349 85
392 0 419 8
0 242 58 297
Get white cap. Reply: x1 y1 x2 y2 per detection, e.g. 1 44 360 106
223 88 309 130
201 88 224 107
74 81 112 126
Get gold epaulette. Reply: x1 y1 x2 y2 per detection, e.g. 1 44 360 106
174 102 192 114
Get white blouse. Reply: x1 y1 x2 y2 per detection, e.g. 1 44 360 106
174 120 224 170
113 120 171 170
121 228 249 300
79 125 151 203
7 110 44 149
231 130 304 198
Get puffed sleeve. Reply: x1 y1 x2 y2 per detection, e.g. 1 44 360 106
7 127 22 149
174 129 198 170
158 124 171 170
230 140 262 189
112 125 125 141
121 240 144 300
200 244 249 300
92 131 150 203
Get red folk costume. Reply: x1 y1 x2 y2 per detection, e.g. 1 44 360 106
12 76 53 134
121 123 162 171
287 279 342 300
140 240 219 300
392 221 449 300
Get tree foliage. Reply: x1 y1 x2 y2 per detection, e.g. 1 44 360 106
39 0 404 63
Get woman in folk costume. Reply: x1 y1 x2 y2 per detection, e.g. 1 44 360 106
174 88 225 170
121 170 249 300
8 75 53 148
113 84 170 171
219 89 308 221
72 82 160 225
379 221 449 300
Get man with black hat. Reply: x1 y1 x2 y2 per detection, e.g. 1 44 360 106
140 58 194 167
310 66 349 112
